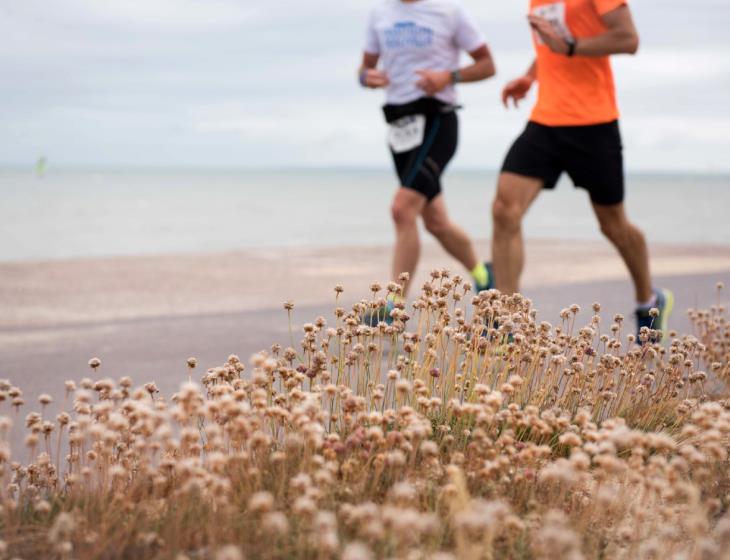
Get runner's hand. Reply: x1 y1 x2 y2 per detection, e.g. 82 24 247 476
415 70 452 95
528 15 570 55
502 76 534 108
364 69 390 88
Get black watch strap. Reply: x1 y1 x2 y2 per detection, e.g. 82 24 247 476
567 39 577 57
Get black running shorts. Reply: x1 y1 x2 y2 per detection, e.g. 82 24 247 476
501 120 624 205
385 103 458 203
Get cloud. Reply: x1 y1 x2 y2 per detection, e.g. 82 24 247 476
0 0 729 171
2 0 255 32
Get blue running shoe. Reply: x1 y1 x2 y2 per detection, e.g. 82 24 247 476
636 288 674 343
474 262 495 293
362 299 396 327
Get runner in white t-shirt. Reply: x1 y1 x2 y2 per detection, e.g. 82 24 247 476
359 0 496 322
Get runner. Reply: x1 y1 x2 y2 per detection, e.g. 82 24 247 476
359 0 496 323
494 0 673 341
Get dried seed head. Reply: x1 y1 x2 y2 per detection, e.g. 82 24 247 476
261 511 289 536
342 542 374 560
214 545 244 560
34 500 51 514
249 491 275 514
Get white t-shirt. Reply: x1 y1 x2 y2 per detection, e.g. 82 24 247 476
364 0 485 105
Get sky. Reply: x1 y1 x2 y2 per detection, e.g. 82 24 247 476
1 0 729 172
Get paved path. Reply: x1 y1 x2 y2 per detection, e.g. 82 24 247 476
1 271 725 402
0 241 728 451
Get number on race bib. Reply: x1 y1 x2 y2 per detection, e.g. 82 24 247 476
388 115 426 153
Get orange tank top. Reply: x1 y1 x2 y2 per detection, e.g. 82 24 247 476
529 0 627 126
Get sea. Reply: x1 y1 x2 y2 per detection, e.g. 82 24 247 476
0 168 728 262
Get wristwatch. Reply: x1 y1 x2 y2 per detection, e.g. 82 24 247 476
450 69 462 84
566 38 577 57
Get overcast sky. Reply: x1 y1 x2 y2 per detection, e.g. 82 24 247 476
1 0 729 172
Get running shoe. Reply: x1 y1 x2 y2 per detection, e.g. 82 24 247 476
635 288 674 343
474 262 495 293
362 299 395 327
473 262 501 340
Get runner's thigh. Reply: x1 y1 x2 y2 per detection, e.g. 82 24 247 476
562 121 625 206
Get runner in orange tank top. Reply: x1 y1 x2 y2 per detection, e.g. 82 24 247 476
530 0 621 126
489 1 674 342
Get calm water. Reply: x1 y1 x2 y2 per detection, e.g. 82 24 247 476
0 168 728 262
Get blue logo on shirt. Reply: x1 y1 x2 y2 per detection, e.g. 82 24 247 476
384 21 433 48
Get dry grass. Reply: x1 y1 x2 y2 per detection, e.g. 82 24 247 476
0 274 729 560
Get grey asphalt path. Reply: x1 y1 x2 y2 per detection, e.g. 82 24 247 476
2 271 725 403
1 270 727 456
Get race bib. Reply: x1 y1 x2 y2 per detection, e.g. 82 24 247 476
531 2 574 43
388 115 426 153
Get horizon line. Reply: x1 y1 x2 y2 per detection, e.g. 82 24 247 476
1 164 729 177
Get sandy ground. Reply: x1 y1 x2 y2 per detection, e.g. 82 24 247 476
0 238 729 451
2 239 730 330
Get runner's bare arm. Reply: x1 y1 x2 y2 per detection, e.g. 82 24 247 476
415 44 495 96
528 5 639 57
502 60 536 109
574 5 639 56
458 44 496 83
525 61 537 81
359 52 390 88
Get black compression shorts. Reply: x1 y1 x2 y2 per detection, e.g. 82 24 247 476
386 103 458 202
501 120 624 206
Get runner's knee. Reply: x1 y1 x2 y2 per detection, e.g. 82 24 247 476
391 199 419 227
492 197 522 232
